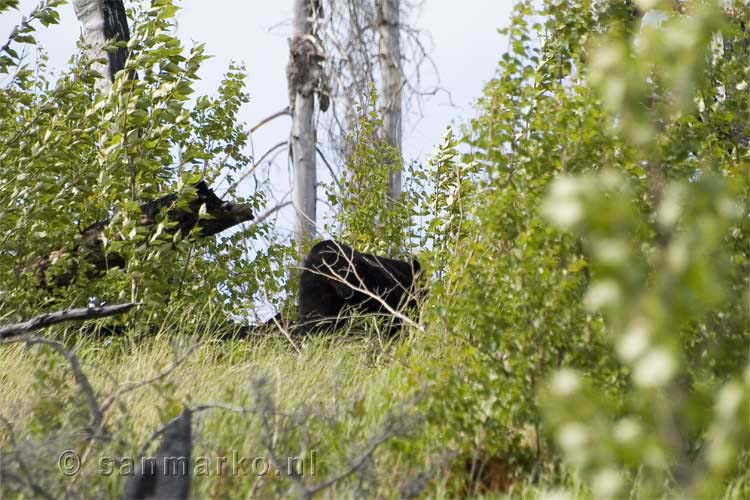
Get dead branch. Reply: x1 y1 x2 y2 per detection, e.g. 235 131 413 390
316 145 343 191
0 303 139 339
269 311 301 354
318 0 441 171
250 108 291 134
36 180 253 288
222 141 289 197
248 201 293 228
0 335 103 430
100 342 200 416
213 109 292 191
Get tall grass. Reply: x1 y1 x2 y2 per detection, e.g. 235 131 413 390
1 309 747 498
0 312 429 498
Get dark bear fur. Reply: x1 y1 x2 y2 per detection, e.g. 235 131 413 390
297 240 422 335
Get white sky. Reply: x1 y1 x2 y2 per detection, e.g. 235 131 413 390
0 1 512 236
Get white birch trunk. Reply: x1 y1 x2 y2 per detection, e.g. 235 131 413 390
377 0 403 202
289 0 318 242
292 92 317 241
72 0 130 93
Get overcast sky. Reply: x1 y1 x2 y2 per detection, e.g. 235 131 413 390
1 1 512 235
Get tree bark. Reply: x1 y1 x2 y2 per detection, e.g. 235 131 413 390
123 410 192 500
377 0 403 202
288 0 324 243
292 92 317 242
72 0 130 92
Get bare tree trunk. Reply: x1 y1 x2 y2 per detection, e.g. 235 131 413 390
291 93 317 242
72 0 130 92
288 0 326 243
377 0 403 202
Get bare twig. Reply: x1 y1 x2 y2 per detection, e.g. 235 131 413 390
316 145 343 190
252 376 309 496
269 312 301 354
99 342 200 415
222 140 289 197
0 415 56 500
250 108 291 134
247 201 293 228
304 426 396 498
250 372 424 499
295 240 423 333
136 403 250 458
318 0 441 170
0 336 103 430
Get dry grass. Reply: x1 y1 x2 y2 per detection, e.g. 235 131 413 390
0 318 426 498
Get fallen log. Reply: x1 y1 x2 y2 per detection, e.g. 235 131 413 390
36 181 254 287
0 303 139 339
88 315 288 341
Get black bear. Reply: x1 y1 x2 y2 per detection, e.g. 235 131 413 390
297 240 422 335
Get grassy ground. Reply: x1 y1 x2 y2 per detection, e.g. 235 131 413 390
0 317 446 498
2 316 748 499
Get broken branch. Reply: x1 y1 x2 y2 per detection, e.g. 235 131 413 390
0 303 139 339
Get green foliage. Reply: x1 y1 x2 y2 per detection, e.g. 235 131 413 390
534 1 750 497
0 0 289 321
540 172 749 498
325 88 411 256
0 0 748 498
411 0 750 496
417 0 622 466
409 127 481 279
0 0 65 75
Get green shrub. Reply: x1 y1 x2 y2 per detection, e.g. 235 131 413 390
412 1 750 496
0 0 290 322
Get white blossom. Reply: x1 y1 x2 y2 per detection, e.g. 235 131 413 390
551 369 581 397
584 280 621 311
633 348 676 388
617 319 651 363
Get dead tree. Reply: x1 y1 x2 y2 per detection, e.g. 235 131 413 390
288 0 328 243
377 0 403 201
318 0 440 205
72 0 131 91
